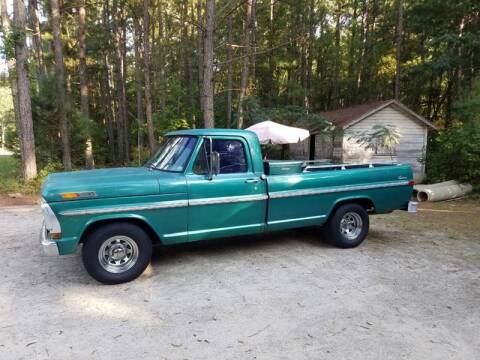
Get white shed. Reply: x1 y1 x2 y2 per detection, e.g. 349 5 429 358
290 100 436 182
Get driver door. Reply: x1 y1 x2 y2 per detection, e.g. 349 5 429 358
185 136 267 241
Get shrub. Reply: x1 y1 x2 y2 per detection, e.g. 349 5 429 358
426 123 480 185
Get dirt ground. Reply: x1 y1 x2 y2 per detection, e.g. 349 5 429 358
0 193 38 207
0 199 479 360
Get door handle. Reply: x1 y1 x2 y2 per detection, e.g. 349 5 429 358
245 178 259 184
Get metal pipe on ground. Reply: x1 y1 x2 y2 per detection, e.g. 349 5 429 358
413 181 472 202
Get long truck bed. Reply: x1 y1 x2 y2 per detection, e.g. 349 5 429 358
265 161 413 231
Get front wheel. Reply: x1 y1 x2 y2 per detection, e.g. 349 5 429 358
82 223 153 284
323 203 369 248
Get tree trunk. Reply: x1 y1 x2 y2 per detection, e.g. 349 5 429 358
237 0 254 129
333 2 342 108
305 0 315 109
197 0 204 116
112 0 127 163
226 13 233 128
101 0 116 164
182 0 194 126
347 0 358 105
101 57 116 164
78 0 94 168
157 2 166 113
358 0 378 102
51 0 71 170
394 0 403 100
133 16 144 164
121 13 130 162
11 0 37 179
28 0 46 78
250 0 257 92
202 0 215 128
267 0 275 107
143 0 156 153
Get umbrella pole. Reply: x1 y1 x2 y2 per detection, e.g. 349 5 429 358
281 144 289 160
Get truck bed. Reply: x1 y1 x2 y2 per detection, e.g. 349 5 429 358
264 159 397 176
265 162 413 231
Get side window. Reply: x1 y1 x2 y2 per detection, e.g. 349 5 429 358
193 139 248 175
193 141 209 174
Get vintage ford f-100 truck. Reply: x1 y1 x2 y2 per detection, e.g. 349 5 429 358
41 129 415 284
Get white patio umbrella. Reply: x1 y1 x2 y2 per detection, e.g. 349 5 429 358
246 120 310 144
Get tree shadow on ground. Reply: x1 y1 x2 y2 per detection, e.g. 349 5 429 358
150 226 331 265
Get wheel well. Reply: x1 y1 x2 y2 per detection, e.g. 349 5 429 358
79 218 162 245
328 198 375 219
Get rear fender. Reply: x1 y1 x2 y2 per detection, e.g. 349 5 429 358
326 195 376 220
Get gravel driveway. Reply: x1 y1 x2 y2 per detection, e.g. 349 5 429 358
1 203 479 359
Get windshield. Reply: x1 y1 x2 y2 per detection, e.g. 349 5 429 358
145 136 197 172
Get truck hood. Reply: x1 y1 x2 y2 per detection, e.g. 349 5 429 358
41 167 167 202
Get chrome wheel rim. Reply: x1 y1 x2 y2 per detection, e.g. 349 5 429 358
98 236 139 273
340 212 363 240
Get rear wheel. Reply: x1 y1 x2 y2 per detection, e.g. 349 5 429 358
82 223 153 284
323 203 369 248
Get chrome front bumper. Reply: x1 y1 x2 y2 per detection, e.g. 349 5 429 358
40 222 59 256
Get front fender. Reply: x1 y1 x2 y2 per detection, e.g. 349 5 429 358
81 212 158 240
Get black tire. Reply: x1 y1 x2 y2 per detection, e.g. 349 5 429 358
323 203 369 248
82 223 153 284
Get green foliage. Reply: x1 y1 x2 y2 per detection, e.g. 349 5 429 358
0 85 16 151
349 125 401 160
426 80 480 184
237 97 331 131
0 156 22 194
452 79 480 125
153 112 190 137
426 123 480 184
0 155 20 178
30 76 61 165
1 0 480 189
0 155 62 195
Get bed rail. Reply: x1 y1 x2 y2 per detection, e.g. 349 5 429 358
302 161 399 172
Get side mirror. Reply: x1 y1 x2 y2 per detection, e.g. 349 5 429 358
210 151 220 179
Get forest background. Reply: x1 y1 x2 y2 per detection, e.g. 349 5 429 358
0 0 479 193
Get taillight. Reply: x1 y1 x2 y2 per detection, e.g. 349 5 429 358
408 180 415 186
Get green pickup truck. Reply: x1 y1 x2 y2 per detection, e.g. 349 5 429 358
41 129 415 284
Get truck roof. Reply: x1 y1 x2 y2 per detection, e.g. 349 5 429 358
167 128 258 139
168 128 264 173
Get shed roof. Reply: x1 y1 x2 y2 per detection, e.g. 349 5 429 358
321 99 437 130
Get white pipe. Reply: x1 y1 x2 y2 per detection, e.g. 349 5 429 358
415 181 472 202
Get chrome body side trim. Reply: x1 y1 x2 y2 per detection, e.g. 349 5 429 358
267 214 326 225
60 194 268 216
269 181 410 199
60 181 408 216
163 222 264 238
60 200 189 216
41 198 62 234
189 194 268 206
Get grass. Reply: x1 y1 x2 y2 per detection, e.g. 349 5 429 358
0 155 41 195
0 155 21 193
